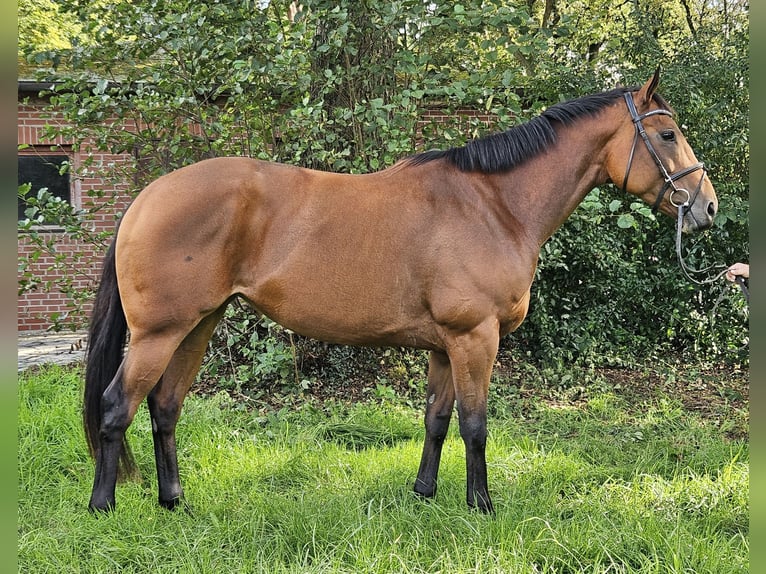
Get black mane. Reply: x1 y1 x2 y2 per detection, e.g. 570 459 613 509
405 86 664 173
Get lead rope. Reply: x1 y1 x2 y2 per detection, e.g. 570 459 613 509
674 204 749 329
735 276 749 302
674 203 729 286
710 273 749 331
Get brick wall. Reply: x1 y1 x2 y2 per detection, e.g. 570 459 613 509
17 95 133 332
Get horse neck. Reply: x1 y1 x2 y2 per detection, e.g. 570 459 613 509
490 110 621 248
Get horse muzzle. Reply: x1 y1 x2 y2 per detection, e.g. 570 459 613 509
661 172 717 233
680 195 717 233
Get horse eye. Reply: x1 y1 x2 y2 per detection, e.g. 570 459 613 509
660 130 676 142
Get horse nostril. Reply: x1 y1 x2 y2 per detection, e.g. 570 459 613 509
707 201 717 218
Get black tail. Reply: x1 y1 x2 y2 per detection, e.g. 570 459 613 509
83 232 138 480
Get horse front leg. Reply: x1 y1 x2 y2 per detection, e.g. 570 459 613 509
414 350 455 500
447 320 500 514
457 399 492 513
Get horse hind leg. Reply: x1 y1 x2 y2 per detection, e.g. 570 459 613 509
147 308 225 510
89 330 185 512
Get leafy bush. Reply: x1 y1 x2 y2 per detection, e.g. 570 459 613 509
512 188 749 368
19 0 748 390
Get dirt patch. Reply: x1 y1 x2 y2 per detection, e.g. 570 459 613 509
594 365 748 419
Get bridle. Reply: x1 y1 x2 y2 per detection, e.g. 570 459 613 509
620 91 706 216
620 91 733 289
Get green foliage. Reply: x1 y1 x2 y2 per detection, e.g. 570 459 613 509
18 0 748 380
514 186 749 368
17 0 85 60
197 302 429 406
199 305 299 394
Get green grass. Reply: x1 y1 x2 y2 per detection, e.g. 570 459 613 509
19 365 748 573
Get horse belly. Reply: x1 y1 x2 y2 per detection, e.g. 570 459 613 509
241 266 437 348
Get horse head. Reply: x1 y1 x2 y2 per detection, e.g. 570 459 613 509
608 69 718 233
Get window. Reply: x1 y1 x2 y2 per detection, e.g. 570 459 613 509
18 151 71 223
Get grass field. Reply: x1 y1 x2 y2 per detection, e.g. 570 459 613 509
18 364 748 573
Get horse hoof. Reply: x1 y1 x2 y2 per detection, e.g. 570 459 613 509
468 495 495 515
159 496 191 514
88 500 115 514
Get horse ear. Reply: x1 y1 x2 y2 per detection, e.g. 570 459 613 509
637 66 661 107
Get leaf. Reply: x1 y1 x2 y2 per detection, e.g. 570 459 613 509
617 213 636 229
609 200 622 213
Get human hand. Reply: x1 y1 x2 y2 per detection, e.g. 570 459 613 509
725 262 749 282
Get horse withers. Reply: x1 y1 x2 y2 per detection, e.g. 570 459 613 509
84 70 717 514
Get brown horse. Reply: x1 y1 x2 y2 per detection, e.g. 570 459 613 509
84 70 717 514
